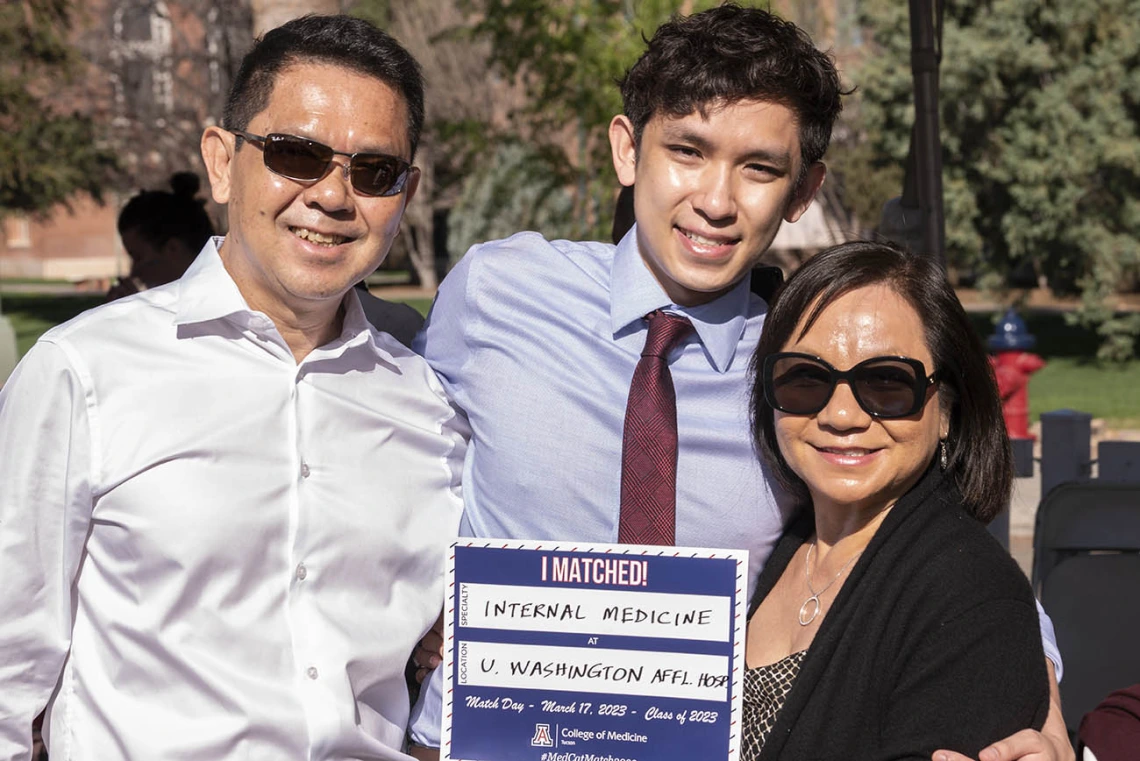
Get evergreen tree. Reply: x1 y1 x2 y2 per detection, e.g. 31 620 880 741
0 0 117 216
857 0 1140 360
465 0 721 242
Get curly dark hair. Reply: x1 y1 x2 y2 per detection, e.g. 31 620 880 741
749 241 1013 524
620 4 847 179
222 14 424 159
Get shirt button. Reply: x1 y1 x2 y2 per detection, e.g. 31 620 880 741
300 462 311 479
296 563 308 581
307 666 319 680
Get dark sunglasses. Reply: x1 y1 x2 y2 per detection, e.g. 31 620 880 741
229 130 415 197
762 352 940 419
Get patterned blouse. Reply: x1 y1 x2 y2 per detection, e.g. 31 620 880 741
741 649 808 760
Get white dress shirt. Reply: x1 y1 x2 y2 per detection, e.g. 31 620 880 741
0 238 468 761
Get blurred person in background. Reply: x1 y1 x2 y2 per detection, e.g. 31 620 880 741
106 172 215 302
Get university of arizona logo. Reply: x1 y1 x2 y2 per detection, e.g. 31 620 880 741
530 723 554 747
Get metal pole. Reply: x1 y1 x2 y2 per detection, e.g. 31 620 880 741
1040 410 1093 498
908 0 946 264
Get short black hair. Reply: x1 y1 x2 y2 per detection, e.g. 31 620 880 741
223 14 424 159
117 172 214 255
620 4 845 176
749 240 1013 523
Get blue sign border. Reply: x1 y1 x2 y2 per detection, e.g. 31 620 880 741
442 540 747 761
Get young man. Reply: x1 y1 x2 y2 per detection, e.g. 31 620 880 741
0 16 466 760
410 6 1069 761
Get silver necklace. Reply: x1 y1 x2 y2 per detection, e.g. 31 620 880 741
798 540 863 626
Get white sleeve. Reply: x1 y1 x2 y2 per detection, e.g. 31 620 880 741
407 665 444 748
0 341 96 760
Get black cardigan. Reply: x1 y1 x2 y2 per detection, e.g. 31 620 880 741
748 466 1050 760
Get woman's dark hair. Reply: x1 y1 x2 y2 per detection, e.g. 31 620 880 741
222 14 424 159
620 4 848 181
117 172 215 255
748 240 1013 523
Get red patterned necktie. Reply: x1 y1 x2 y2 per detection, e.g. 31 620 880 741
618 310 694 545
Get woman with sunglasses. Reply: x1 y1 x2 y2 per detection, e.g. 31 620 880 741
741 240 1049 759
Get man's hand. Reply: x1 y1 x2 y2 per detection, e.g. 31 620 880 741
413 612 445 684
933 660 1074 761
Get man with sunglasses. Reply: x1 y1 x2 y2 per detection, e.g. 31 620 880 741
410 6 1071 761
0 15 467 761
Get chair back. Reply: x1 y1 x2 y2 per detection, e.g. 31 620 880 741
1032 482 1140 735
1031 482 1140 591
1039 554 1140 734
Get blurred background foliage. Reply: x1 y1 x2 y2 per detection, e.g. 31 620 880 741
3 0 1139 359
852 0 1140 360
347 0 721 281
0 0 117 216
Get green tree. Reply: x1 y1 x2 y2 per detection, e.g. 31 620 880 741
447 140 574 260
463 0 722 242
856 0 1140 360
0 0 117 216
349 0 724 269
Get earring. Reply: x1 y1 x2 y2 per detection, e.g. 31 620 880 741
939 440 948 471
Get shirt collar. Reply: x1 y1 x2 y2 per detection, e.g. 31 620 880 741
609 224 753 373
173 236 391 363
311 286 385 361
174 237 255 327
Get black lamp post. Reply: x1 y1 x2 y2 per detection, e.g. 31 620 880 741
880 0 946 266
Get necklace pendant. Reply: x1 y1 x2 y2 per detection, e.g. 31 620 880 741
798 595 821 626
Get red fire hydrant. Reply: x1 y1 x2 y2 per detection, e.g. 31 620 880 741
987 309 1045 440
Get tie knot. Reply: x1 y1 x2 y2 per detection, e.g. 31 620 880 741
642 310 693 358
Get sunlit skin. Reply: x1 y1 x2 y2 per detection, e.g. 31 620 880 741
200 62 419 360
608 99 826 306
773 284 948 541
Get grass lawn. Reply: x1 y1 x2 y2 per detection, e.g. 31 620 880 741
968 311 1140 429
4 294 104 357
6 292 1138 427
402 298 433 317
1028 358 1140 429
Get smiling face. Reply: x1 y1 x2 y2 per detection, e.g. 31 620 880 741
201 62 418 321
609 99 825 306
773 284 948 517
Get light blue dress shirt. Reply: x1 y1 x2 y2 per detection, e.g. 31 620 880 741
407 227 1061 746
414 228 792 572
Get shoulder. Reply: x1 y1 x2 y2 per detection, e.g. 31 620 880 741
454 232 613 290
863 494 1046 698
371 328 459 405
428 232 614 333
357 290 424 349
892 494 1038 620
40 285 179 357
6 290 173 406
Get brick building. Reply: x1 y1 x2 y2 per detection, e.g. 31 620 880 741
0 0 251 283
2 0 863 284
